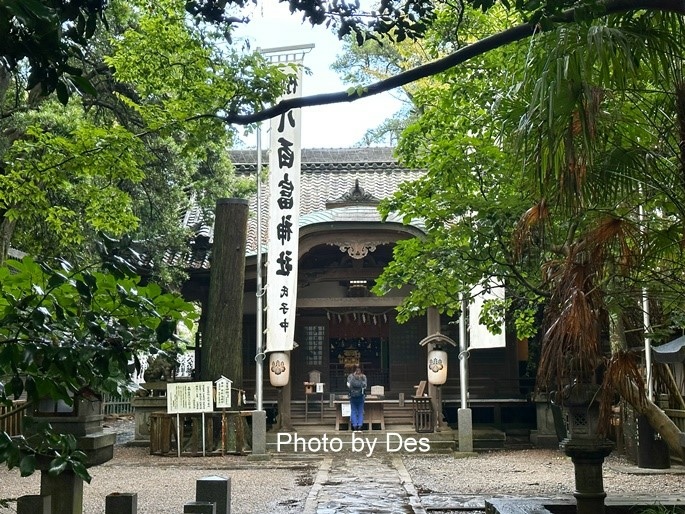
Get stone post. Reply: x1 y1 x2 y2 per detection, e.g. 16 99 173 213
105 493 137 514
196 475 230 514
249 410 267 459
40 470 83 514
17 495 51 514
458 408 474 453
184 502 216 514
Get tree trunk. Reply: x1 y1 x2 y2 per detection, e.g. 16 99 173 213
0 216 17 265
200 198 249 393
619 380 684 460
656 363 685 410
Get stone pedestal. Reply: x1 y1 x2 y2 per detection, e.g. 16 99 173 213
79 432 117 466
561 437 614 514
530 393 564 447
132 394 168 444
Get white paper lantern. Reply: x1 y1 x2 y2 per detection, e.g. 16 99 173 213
427 349 448 385
269 351 290 387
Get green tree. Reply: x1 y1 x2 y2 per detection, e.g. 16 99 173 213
1 0 286 280
0 254 198 479
373 5 685 462
5 0 685 122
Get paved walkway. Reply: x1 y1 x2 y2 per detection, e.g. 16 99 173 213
303 455 427 514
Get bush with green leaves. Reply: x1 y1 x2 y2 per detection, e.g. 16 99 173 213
0 256 197 480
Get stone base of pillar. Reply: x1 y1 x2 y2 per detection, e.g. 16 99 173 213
251 411 266 455
457 408 473 453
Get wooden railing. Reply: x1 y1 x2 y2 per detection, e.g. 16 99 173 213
0 400 29 436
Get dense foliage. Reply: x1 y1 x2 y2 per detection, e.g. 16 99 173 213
1 0 288 281
369 2 685 454
0 254 197 479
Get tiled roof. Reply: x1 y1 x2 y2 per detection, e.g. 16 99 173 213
175 147 424 271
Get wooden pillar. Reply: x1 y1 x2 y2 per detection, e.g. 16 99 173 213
201 198 249 389
426 307 444 430
278 369 294 431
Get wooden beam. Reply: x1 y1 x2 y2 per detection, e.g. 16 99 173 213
301 267 384 282
297 296 402 308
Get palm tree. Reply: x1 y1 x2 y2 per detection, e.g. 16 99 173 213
509 11 685 512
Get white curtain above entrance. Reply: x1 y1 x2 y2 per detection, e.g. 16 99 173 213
468 281 506 349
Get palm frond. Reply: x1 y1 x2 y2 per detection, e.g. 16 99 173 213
512 199 549 260
598 350 646 435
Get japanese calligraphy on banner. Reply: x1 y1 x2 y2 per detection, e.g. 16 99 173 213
266 61 303 352
167 381 214 414
469 280 507 349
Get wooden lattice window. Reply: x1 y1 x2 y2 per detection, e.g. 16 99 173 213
303 325 325 366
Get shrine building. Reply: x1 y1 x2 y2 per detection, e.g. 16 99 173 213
176 147 538 435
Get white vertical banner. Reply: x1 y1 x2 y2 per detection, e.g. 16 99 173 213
469 280 507 349
265 58 304 352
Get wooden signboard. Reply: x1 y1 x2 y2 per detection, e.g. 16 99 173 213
215 376 232 409
167 381 213 414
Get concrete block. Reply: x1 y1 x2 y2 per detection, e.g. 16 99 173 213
17 494 51 514
184 501 216 514
196 475 230 514
105 492 137 514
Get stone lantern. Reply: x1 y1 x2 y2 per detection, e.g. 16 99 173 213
556 383 614 514
27 388 116 514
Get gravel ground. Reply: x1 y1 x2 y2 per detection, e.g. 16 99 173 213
404 449 685 500
2 418 685 513
0 445 316 513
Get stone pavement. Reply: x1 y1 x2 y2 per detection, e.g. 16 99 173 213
302 454 427 514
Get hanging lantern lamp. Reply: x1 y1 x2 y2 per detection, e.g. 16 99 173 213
269 351 290 387
418 333 457 386
427 347 448 385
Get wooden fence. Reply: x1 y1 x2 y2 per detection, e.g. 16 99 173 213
102 393 134 416
0 400 28 436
